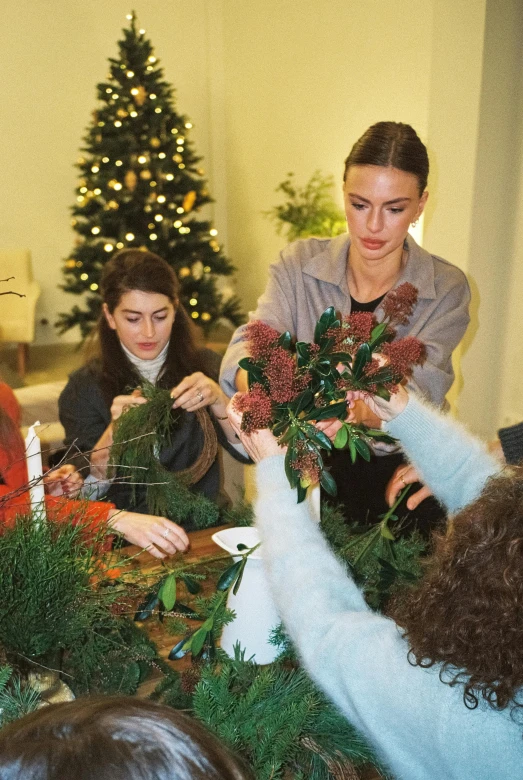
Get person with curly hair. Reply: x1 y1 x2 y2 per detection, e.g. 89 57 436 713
227 387 523 779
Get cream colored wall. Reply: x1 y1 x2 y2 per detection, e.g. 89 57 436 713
1 1 215 344
218 0 433 315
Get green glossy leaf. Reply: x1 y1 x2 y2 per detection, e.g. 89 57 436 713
374 386 392 401
168 629 197 660
354 437 371 461
296 341 311 367
180 574 201 595
216 560 243 591
370 322 388 342
305 428 332 450
296 481 307 503
159 573 177 611
314 307 337 342
278 331 292 350
348 437 357 462
334 425 348 449
294 388 314 415
352 343 372 379
232 559 247 595
133 591 160 622
238 357 256 371
191 627 208 657
236 543 248 551
320 469 337 496
284 447 299 488
305 401 347 421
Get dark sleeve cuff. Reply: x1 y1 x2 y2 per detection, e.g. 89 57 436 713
498 422 523 465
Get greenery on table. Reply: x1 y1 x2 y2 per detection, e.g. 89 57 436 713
0 666 40 728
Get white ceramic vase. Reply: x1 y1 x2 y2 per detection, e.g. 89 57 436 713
212 526 280 665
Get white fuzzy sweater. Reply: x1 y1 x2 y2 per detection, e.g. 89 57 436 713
255 394 522 780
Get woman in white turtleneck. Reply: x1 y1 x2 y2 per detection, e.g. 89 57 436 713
59 250 245 555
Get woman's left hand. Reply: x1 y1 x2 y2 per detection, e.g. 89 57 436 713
227 399 285 462
170 372 229 414
45 464 84 497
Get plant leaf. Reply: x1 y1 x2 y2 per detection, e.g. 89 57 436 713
353 437 371 461
180 574 201 595
216 560 243 591
320 469 337 496
333 425 348 449
133 591 159 622
352 343 372 379
158 573 177 611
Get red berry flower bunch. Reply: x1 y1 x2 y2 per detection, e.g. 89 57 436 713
234 284 425 503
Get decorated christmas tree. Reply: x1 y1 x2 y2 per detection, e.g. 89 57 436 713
57 12 243 338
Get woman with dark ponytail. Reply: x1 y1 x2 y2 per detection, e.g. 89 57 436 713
59 250 246 545
221 121 470 532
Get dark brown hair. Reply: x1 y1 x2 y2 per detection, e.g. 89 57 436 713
391 470 523 725
0 696 252 780
94 249 204 403
344 121 429 195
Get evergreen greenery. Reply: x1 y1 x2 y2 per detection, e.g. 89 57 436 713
0 515 111 663
111 382 220 530
57 12 243 338
265 170 346 242
0 666 40 727
191 649 386 780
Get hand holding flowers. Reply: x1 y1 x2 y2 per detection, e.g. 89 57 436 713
233 283 425 502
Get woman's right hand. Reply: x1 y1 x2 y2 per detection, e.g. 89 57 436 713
110 389 147 422
107 510 189 559
346 384 410 423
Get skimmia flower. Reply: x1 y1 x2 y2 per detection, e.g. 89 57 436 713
235 285 424 503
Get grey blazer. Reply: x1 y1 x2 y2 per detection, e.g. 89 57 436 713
220 233 470 408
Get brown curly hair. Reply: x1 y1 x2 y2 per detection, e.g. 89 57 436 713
391 469 523 724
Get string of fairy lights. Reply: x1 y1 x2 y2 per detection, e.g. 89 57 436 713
64 12 231 326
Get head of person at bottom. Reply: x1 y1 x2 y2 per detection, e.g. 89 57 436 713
0 695 251 780
390 468 523 718
96 248 204 401
343 121 429 266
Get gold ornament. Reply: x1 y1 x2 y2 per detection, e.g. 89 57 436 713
106 200 119 210
133 85 147 106
150 137 161 148
178 267 191 278
117 108 128 118
65 259 76 269
173 153 183 163
124 170 138 191
140 169 152 180
197 168 205 176
182 190 197 212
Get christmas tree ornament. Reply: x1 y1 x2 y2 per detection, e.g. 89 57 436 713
150 136 161 148
124 170 137 191
139 169 152 180
182 190 197 211
133 84 147 106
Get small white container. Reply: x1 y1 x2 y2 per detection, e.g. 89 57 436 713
212 526 280 665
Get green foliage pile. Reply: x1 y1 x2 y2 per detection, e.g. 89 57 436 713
111 382 220 530
0 515 109 662
0 513 161 698
191 649 385 780
264 170 346 242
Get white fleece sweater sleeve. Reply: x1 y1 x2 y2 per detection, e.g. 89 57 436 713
254 456 388 723
384 394 502 514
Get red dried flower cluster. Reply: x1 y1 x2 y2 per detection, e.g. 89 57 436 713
382 337 425 376
245 321 280 360
264 346 306 404
381 282 418 325
327 311 374 352
232 383 273 434
293 440 321 484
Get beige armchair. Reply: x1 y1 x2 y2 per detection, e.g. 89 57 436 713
0 249 41 377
